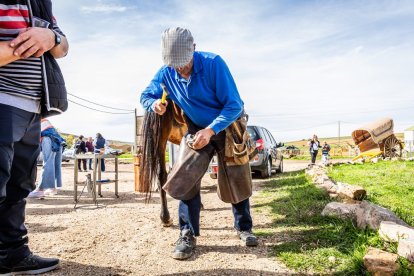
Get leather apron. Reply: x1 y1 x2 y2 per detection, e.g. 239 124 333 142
162 117 252 204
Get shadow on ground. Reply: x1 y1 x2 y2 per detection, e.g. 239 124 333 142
161 269 299 276
47 260 131 275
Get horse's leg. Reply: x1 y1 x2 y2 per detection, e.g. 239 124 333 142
159 108 174 227
159 158 172 226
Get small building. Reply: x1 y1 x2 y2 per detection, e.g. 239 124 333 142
404 126 414 153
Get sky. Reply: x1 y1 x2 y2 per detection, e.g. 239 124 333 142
49 0 414 144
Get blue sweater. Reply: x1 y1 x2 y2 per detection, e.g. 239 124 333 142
140 51 244 134
41 128 65 152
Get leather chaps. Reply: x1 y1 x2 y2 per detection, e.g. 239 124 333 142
163 117 252 204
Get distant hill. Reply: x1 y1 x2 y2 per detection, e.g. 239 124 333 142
285 132 404 156
286 132 403 147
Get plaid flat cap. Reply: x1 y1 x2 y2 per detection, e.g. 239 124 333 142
161 27 194 68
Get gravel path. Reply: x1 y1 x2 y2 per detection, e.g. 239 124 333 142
26 160 307 275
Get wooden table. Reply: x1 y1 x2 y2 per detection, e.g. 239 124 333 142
73 153 119 203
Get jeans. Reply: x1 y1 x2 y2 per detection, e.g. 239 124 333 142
0 104 40 266
321 154 329 165
100 159 105 172
77 159 86 171
310 150 318 164
37 137 62 190
174 116 253 236
94 149 105 172
178 192 253 236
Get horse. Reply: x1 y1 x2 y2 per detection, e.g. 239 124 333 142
139 100 187 226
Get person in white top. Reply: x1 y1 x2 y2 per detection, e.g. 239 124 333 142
308 134 321 164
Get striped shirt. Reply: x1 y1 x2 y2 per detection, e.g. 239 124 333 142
0 1 64 113
0 1 43 110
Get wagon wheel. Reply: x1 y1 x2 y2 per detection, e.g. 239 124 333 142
383 136 402 158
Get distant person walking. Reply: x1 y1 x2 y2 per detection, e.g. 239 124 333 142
308 134 321 164
85 137 94 170
321 141 331 165
29 119 66 198
75 135 87 171
94 133 106 172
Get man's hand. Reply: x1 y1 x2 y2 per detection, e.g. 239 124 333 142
153 99 168 115
192 128 215 150
10 27 55 58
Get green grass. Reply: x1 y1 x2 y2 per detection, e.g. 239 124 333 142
119 152 133 159
253 170 410 275
289 155 353 160
328 161 414 227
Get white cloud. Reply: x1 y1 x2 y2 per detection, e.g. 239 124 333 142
80 4 127 14
50 0 414 143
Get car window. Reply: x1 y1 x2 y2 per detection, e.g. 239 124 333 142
266 129 277 145
266 130 275 146
247 127 259 141
260 127 271 144
255 127 265 141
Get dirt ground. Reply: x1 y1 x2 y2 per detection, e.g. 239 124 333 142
26 160 308 275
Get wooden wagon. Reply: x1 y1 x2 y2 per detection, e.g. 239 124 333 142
352 118 403 161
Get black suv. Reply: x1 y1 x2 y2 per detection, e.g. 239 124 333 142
208 125 283 178
248 125 283 177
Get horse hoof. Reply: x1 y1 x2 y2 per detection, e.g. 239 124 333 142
162 218 173 227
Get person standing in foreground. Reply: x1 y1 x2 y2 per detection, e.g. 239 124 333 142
0 0 69 274
140 27 258 260
28 119 65 198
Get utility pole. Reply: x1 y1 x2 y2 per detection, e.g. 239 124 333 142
338 120 341 156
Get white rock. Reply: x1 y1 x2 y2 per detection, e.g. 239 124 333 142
379 221 414 242
329 193 339 199
314 175 330 185
397 238 414 262
316 179 338 194
321 202 361 220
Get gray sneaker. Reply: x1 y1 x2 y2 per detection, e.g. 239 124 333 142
239 231 258 246
172 229 196 260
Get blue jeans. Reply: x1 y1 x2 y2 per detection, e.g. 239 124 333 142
94 149 105 172
0 104 40 266
38 137 62 190
178 192 253 236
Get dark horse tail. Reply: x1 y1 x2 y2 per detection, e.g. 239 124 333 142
139 104 172 201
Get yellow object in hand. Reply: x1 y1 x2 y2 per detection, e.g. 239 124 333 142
161 91 167 104
160 83 168 105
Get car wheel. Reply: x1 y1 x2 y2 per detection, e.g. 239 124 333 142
261 157 272 178
276 157 283 173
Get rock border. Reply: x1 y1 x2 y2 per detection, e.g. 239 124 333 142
305 163 414 273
